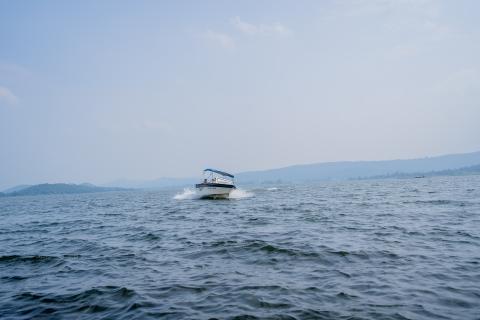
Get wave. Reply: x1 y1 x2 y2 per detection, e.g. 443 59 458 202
202 239 322 259
403 199 468 206
173 188 253 200
1 275 28 282
12 286 140 318
16 286 138 304
189 240 405 265
0 255 60 264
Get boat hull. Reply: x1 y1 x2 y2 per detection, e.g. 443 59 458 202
195 183 235 199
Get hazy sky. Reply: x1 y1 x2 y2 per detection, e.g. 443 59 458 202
1 0 479 189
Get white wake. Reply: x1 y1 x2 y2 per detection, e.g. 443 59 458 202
229 188 254 199
173 188 200 200
173 187 253 200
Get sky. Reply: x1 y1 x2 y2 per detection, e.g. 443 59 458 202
1 0 480 189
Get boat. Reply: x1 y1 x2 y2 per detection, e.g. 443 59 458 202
195 169 236 199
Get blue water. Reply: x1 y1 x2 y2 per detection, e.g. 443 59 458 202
1 176 479 319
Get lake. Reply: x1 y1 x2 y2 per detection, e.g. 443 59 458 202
1 176 479 319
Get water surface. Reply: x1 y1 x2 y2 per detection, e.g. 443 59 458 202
1 176 479 319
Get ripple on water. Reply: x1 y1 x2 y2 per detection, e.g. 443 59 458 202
8 286 141 318
0 176 479 319
0 255 62 265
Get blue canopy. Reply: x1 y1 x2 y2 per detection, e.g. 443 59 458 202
204 168 234 178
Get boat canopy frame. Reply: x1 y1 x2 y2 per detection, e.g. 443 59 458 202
203 168 234 178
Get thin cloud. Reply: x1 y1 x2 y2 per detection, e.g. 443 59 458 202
422 20 452 40
329 0 453 43
139 120 173 133
0 62 32 80
202 30 235 49
0 86 18 106
388 44 420 60
432 68 480 96
332 0 438 17
231 17 292 37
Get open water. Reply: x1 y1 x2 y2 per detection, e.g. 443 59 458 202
1 176 479 319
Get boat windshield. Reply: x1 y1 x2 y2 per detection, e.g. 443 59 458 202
202 169 235 184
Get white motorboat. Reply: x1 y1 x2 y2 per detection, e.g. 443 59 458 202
195 168 236 199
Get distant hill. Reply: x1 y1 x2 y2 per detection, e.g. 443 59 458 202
4 183 130 197
365 164 480 180
104 151 480 188
235 151 480 183
5 151 479 192
438 163 480 175
2 184 31 194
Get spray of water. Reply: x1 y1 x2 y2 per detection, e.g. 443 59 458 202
173 188 199 200
173 187 253 200
229 188 254 199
